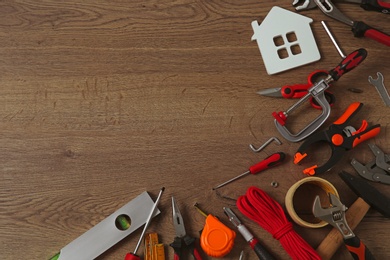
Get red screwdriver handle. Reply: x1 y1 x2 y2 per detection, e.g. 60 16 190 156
329 48 367 81
249 152 286 174
125 253 140 260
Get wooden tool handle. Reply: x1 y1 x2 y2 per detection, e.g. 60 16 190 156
316 197 370 260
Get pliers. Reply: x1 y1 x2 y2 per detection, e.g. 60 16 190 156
351 144 390 184
294 102 381 175
313 193 375 259
293 0 390 13
170 197 203 260
293 0 390 46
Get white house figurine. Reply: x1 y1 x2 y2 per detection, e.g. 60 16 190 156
251 6 321 75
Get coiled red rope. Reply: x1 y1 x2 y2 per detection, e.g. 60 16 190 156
236 186 321 260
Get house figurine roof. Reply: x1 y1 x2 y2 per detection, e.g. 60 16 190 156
252 7 314 41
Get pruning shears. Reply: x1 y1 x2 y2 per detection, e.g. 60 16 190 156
294 102 381 175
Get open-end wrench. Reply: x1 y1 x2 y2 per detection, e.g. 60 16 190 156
369 72 390 107
293 0 318 10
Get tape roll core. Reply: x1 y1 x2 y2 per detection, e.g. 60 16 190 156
285 177 339 228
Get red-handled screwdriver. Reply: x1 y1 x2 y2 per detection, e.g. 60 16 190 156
212 152 286 190
328 48 367 81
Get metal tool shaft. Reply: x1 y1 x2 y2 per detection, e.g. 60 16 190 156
321 21 345 58
134 187 165 254
213 171 249 190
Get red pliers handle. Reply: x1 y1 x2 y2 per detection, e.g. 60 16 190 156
171 236 203 260
281 70 335 110
280 70 329 99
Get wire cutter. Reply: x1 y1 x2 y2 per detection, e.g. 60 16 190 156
170 197 202 260
351 144 390 184
313 193 375 260
293 0 390 46
257 70 335 110
294 102 381 175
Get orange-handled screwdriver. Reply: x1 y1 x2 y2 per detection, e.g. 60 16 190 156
212 152 286 190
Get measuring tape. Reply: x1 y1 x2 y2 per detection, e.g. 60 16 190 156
194 204 236 258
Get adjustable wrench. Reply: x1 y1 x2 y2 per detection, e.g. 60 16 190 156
313 194 375 260
369 72 390 107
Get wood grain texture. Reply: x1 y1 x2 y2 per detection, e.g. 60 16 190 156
0 1 389 259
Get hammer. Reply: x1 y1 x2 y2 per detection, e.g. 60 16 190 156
316 171 390 260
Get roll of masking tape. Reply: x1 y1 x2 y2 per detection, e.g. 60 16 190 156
285 177 339 228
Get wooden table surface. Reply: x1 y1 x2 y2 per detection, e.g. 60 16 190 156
1 1 389 259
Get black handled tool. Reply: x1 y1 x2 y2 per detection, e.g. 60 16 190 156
170 197 203 260
328 48 367 81
339 171 390 218
224 207 275 260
